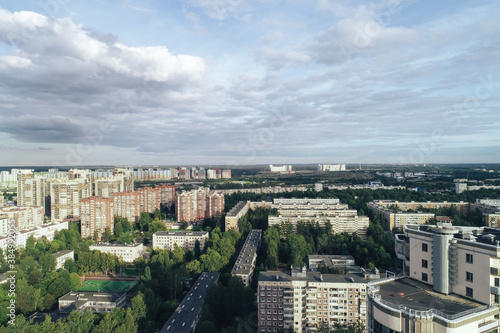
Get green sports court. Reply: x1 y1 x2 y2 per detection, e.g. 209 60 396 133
79 280 138 293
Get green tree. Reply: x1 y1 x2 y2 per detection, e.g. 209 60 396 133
186 260 202 274
66 309 94 333
70 272 82 291
39 253 57 274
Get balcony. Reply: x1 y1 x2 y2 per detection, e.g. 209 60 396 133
491 267 500 275
491 286 500 295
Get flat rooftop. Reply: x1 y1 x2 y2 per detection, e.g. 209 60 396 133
160 272 220 333
154 231 208 236
59 291 124 303
231 230 262 276
375 278 484 316
260 269 376 284
53 250 74 258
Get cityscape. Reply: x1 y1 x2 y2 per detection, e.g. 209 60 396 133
1 1 499 333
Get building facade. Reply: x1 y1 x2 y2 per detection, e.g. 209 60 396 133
0 206 44 231
152 231 209 251
258 268 374 333
80 197 115 240
0 221 69 250
89 243 144 262
225 201 250 231
53 250 75 270
176 187 224 222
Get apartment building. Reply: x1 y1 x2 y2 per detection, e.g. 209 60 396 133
368 222 500 333
113 191 140 223
0 221 69 250
0 206 44 231
225 201 250 231
80 197 115 240
137 185 175 214
152 231 209 251
268 198 369 239
176 187 224 222
134 168 172 180
0 170 18 189
269 165 293 173
50 178 92 221
318 164 346 171
258 267 376 333
219 186 308 196
16 170 49 209
90 242 144 262
0 214 8 235
53 250 74 269
472 199 500 228
231 230 262 286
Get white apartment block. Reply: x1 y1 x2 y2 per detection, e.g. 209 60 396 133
152 231 209 251
0 170 18 189
0 206 45 231
258 268 375 333
59 291 126 313
368 222 500 333
0 221 69 250
0 214 9 235
231 230 262 286
89 242 144 262
269 165 293 173
53 250 75 270
269 198 369 239
318 164 346 172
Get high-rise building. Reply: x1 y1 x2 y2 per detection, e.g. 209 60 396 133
269 165 293 173
368 222 500 332
113 191 141 223
176 187 224 222
80 196 115 240
258 267 377 333
50 178 92 221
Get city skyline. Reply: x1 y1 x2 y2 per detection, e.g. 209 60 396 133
0 0 499 167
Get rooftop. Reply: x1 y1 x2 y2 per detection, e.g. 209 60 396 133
154 231 208 237
373 278 485 316
90 242 142 248
53 250 74 258
59 291 125 303
405 224 500 248
231 230 262 276
159 272 220 333
259 269 377 284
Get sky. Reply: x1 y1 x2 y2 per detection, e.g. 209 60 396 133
0 0 499 167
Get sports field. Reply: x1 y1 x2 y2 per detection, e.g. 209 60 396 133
79 280 138 293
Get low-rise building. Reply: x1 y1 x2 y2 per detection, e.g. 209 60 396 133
159 272 220 333
0 206 45 231
89 243 144 262
53 250 75 270
231 230 262 286
58 291 126 313
152 231 209 251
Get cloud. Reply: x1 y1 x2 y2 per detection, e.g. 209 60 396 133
185 0 267 20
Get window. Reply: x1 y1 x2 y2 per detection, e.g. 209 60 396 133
422 273 428 282
466 253 473 264
466 272 473 282
466 287 473 298
422 243 428 252
495 278 499 287
422 259 428 268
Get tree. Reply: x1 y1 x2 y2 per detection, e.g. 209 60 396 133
200 248 227 272
131 292 147 321
66 309 94 333
70 272 82 291
139 212 152 231
186 260 202 274
103 227 113 243
39 253 56 273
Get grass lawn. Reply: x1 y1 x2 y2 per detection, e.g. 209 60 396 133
79 280 138 293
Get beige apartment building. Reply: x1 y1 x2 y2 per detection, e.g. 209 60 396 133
0 206 44 231
80 196 115 240
225 201 250 231
258 267 376 333
50 178 92 221
152 231 209 251
176 187 224 222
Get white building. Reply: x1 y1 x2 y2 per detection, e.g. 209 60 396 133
53 250 75 270
369 222 500 333
269 165 293 173
0 221 69 250
231 230 262 286
152 231 209 251
89 242 144 262
318 164 346 172
59 291 126 313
